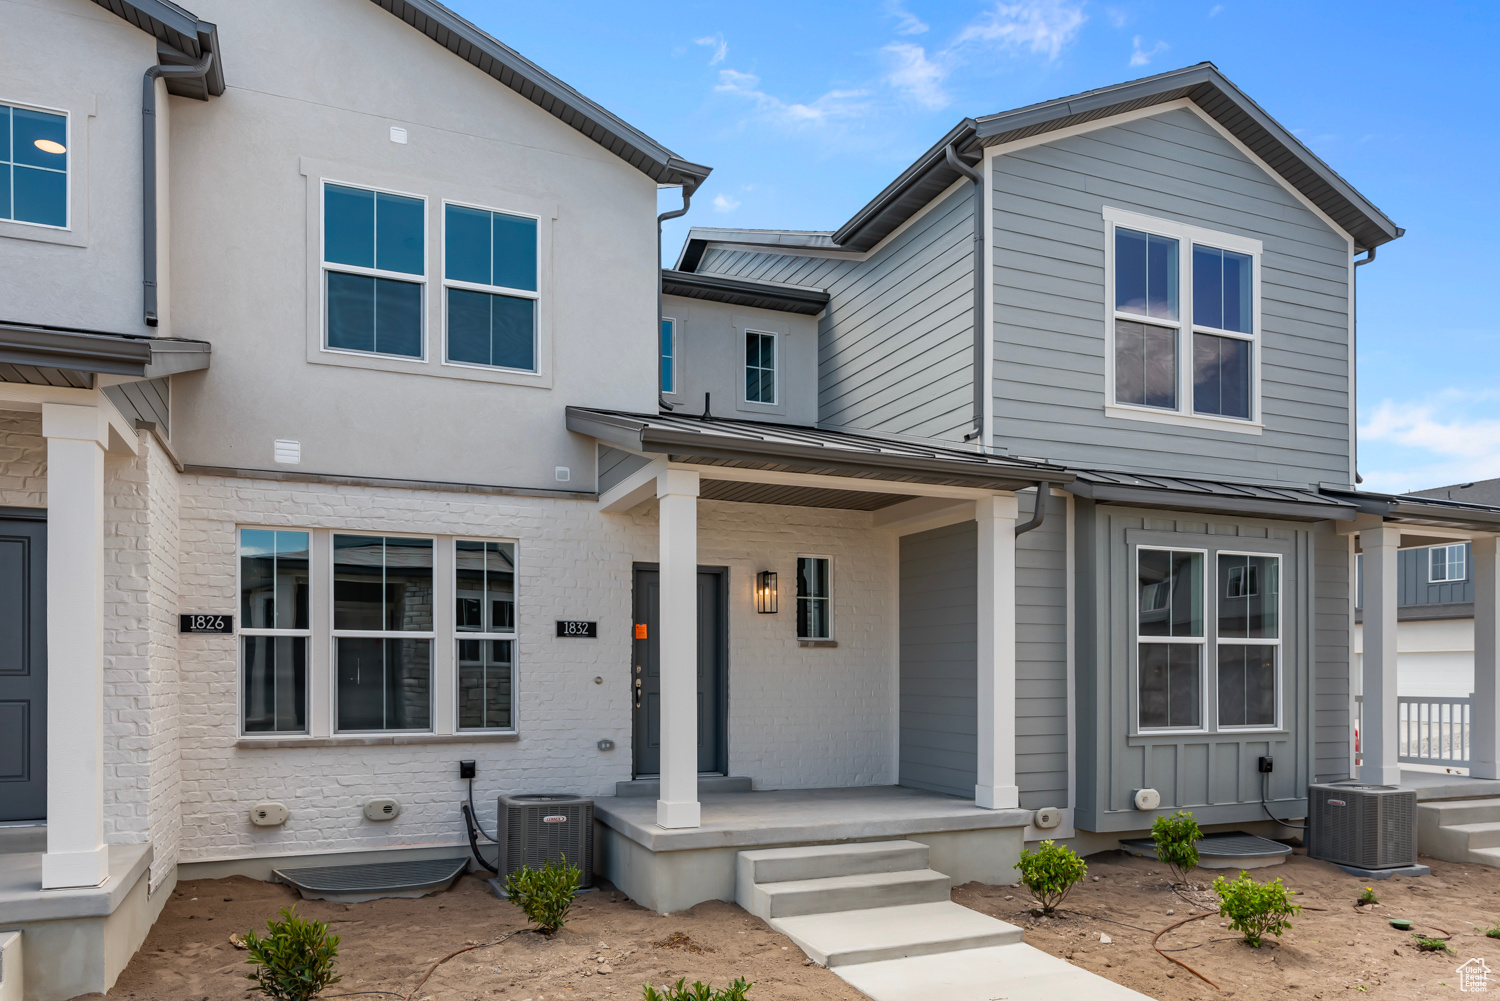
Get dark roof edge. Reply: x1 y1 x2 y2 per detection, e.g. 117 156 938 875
661 269 830 315
1321 486 1500 529
0 322 209 378
90 0 225 96
374 0 710 192
1069 478 1357 522
830 119 978 248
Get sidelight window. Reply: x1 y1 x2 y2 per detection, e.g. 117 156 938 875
239 530 311 733
455 540 517 730
796 556 831 640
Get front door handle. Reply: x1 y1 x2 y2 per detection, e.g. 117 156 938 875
634 677 643 708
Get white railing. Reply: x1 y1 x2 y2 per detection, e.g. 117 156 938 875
1397 695 1472 766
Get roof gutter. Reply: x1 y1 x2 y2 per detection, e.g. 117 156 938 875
944 143 986 445
142 49 214 327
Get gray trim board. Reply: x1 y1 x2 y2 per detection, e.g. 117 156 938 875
661 270 829 315
180 464 595 500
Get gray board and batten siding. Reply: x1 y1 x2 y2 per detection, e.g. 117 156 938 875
898 490 1069 811
990 107 1353 487
1355 544 1475 610
694 183 977 444
1073 501 1343 833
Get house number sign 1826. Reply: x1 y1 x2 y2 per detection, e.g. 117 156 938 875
180 614 233 634
555 620 597 637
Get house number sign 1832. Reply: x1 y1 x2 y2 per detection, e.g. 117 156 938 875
555 620 597 637
180 614 233 634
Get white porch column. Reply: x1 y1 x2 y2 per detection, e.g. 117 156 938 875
1472 534 1500 779
656 468 701 829
41 403 110 889
1359 522 1401 786
975 493 1020 810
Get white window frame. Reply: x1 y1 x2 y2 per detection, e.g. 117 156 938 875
1134 544 1209 735
660 316 677 395
796 554 833 641
743 328 779 406
1214 550 1283 733
236 527 314 738
0 99 71 231
330 532 438 735
439 198 542 374
319 178 429 362
1102 206 1263 435
1430 542 1467 583
453 537 520 734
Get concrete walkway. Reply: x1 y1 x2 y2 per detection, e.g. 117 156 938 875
736 839 1154 1001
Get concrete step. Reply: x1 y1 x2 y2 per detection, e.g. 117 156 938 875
835 942 1154 1001
1444 821 1500 850
1470 846 1500 866
614 775 752 798
771 900 1023 967
1418 798 1500 827
739 840 930 885
747 868 951 920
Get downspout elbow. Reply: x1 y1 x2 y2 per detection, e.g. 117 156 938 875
142 50 215 328
1014 482 1048 537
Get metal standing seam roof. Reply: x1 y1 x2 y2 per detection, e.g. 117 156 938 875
1069 468 1358 521
1320 486 1500 531
89 0 225 98
661 270 830 316
566 407 1070 489
677 62 1401 270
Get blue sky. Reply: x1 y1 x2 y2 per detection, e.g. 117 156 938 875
449 0 1499 494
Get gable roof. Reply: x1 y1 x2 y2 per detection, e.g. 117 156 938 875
91 0 225 98
677 62 1400 269
371 0 711 192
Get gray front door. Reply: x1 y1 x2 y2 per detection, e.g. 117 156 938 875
631 564 727 778
0 515 46 821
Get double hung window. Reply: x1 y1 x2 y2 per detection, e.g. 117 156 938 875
1430 543 1467 583
660 318 677 394
1 103 67 227
443 203 538 371
333 535 434 732
324 182 426 358
239 531 311 733
745 330 777 404
796 556 831 640
1136 546 1281 732
455 541 516 730
1108 210 1260 427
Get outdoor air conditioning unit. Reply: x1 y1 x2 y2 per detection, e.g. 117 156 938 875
497 793 594 887
1307 782 1417 870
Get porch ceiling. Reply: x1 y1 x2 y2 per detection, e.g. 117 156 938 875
699 477 913 510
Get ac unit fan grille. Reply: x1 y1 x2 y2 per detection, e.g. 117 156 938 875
1307 783 1416 869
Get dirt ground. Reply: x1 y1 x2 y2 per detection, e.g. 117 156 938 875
99 872 867 1001
957 848 1500 999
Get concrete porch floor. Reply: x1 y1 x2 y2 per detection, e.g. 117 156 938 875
1399 768 1500 801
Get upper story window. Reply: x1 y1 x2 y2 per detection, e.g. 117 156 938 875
443 203 538 372
2 103 67 228
745 330 777 405
1106 208 1262 431
660 318 677 394
323 182 426 359
1430 543 1467 583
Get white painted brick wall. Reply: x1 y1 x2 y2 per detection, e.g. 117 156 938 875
174 474 898 863
0 413 46 506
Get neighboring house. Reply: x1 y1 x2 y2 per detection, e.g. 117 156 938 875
9 2 1500 999
1355 536 1477 699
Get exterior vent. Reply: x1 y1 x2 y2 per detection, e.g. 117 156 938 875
1307 782 1417 870
273 439 301 464
497 793 593 887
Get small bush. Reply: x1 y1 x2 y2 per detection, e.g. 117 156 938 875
1151 810 1202 886
1485 922 1500 939
1015 839 1087 914
641 977 753 1001
1358 886 1379 906
1411 933 1455 954
504 855 582 934
242 906 341 1001
1213 871 1301 948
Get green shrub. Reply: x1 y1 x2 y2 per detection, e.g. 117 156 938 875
504 855 582 934
1411 933 1455 954
242 906 342 1001
1150 810 1202 886
1358 885 1379 906
1485 922 1500 939
641 977 753 1001
1213 871 1301 948
1015 839 1088 914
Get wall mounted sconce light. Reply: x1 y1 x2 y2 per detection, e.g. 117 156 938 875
756 571 778 614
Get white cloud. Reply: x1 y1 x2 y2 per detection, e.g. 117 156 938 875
886 0 930 35
953 0 1087 60
1209 4 1225 15
713 68 872 129
712 193 741 212
1130 35 1169 66
1358 392 1500 494
882 42 951 109
695 33 727 66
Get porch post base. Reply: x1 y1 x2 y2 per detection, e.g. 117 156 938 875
42 846 109 889
1358 763 1402 787
974 784 1019 810
656 799 701 829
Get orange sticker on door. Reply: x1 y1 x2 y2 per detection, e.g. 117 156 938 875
634 623 648 639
